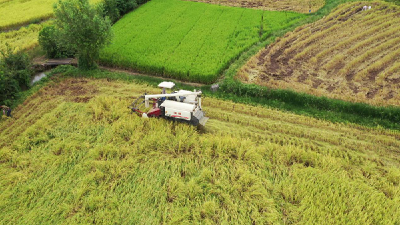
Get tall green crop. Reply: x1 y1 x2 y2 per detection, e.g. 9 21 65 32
99 0 306 84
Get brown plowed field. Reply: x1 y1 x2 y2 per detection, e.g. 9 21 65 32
185 0 325 13
238 1 400 106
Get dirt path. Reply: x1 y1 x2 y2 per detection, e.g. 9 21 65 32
100 66 206 87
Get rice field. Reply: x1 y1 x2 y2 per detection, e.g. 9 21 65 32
0 0 101 30
0 23 49 53
185 0 325 13
99 0 306 84
238 1 400 106
1 76 399 224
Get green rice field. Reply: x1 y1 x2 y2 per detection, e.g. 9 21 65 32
99 0 306 83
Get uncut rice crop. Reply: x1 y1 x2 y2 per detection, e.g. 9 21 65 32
99 0 306 84
0 0 102 30
0 23 50 53
1 76 399 224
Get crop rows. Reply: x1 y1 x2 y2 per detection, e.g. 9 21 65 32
239 1 400 106
1 77 399 224
99 0 306 84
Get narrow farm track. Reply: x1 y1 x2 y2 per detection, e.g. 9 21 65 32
239 1 400 106
1 78 399 224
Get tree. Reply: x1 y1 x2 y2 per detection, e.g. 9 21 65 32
39 25 75 59
0 45 31 106
98 0 139 24
53 0 113 70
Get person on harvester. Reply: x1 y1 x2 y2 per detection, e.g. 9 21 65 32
0 105 12 117
160 87 167 103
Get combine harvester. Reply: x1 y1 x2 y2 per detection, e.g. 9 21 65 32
129 82 209 126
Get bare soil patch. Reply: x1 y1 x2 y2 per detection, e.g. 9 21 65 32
42 78 99 103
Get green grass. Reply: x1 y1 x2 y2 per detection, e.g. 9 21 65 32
1 74 400 224
99 0 306 84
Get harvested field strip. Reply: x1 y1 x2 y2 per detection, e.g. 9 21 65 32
239 1 400 106
99 0 306 83
267 9 389 64
290 10 395 61
1 77 400 224
385 63 400 79
184 0 325 13
340 36 400 78
346 26 400 56
318 14 400 54
363 48 400 83
316 22 400 63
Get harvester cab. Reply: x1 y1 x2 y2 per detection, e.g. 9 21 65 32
129 82 209 126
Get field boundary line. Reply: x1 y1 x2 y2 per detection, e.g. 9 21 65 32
99 66 204 87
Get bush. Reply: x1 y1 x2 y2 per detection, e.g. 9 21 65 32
1 46 32 88
99 0 120 23
39 25 75 58
99 0 139 23
0 71 20 106
54 0 113 70
0 46 32 105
